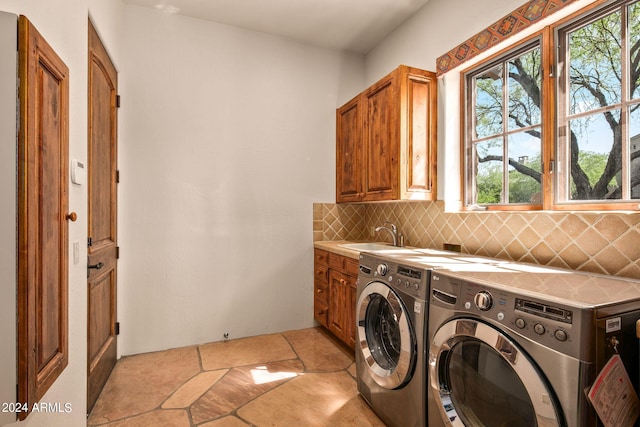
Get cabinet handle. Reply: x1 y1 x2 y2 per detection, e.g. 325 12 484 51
317 289 323 293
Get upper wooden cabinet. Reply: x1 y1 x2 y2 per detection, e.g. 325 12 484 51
336 65 437 203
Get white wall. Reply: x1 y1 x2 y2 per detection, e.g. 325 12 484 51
364 0 525 84
0 11 17 427
118 5 364 355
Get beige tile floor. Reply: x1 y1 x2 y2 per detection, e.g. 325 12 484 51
88 327 386 427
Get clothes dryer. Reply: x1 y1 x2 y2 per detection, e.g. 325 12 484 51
427 265 640 427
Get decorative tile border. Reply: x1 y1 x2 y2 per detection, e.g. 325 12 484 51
436 0 579 75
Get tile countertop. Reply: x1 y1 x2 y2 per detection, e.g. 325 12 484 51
313 240 373 260
314 240 640 310
313 240 420 260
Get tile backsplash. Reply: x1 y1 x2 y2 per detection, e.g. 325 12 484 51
313 201 640 280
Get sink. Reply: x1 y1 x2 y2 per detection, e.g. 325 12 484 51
338 242 397 252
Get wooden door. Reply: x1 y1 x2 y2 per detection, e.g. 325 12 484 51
363 72 399 201
87 20 118 413
336 95 363 203
17 15 70 420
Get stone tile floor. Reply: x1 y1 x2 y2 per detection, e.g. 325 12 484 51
87 327 385 426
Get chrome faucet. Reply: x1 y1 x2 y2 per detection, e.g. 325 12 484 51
375 221 403 247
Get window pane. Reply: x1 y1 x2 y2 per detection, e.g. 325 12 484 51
475 64 503 139
569 110 622 200
508 130 542 203
630 1 640 101
476 138 503 204
569 11 622 115
508 48 541 131
630 106 640 198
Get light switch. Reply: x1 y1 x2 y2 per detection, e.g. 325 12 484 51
71 159 85 185
73 241 79 264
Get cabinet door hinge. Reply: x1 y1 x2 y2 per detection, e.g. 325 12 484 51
88 237 93 247
115 322 120 335
116 170 120 183
116 94 121 108
116 246 120 259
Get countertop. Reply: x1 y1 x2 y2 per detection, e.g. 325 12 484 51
313 240 640 310
313 240 371 260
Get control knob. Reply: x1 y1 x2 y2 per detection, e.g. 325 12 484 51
554 329 568 342
376 263 388 276
474 291 493 311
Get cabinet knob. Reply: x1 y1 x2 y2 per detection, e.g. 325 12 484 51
66 212 77 222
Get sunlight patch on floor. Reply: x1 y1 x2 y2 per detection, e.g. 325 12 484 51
250 366 300 385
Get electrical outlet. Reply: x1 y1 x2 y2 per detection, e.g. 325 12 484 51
370 225 376 237
443 243 461 252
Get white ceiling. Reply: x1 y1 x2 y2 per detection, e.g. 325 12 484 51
122 0 430 53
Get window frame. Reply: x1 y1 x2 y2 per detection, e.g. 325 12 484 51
461 30 552 211
460 0 640 211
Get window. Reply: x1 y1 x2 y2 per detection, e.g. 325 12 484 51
464 39 544 209
557 0 640 205
463 0 640 211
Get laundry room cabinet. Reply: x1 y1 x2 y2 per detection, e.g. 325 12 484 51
313 249 358 349
336 65 437 203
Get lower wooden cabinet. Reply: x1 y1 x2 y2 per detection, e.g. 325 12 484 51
314 249 358 349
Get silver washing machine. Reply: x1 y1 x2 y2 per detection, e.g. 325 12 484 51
427 265 640 427
356 252 429 427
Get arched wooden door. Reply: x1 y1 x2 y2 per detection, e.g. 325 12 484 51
87 19 118 413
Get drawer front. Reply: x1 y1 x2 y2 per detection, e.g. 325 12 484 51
314 279 329 305
314 299 328 328
344 257 359 277
314 249 329 267
314 263 329 283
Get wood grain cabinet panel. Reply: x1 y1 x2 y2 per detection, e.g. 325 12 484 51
336 97 363 203
314 249 358 349
336 65 437 203
17 15 70 420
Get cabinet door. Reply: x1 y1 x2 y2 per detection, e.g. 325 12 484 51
17 15 69 419
336 95 363 203
345 277 357 350
328 270 349 342
362 73 399 201
401 67 437 200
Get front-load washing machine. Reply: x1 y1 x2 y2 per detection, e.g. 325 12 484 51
356 251 430 427
427 265 640 427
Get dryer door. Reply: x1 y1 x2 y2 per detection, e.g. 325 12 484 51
429 318 562 427
357 281 415 390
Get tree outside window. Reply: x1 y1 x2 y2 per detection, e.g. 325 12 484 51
466 43 543 207
558 0 640 202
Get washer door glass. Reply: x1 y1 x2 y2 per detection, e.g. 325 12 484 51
430 319 561 427
357 281 415 389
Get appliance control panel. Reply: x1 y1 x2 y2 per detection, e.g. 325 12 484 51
358 253 429 300
430 271 587 358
